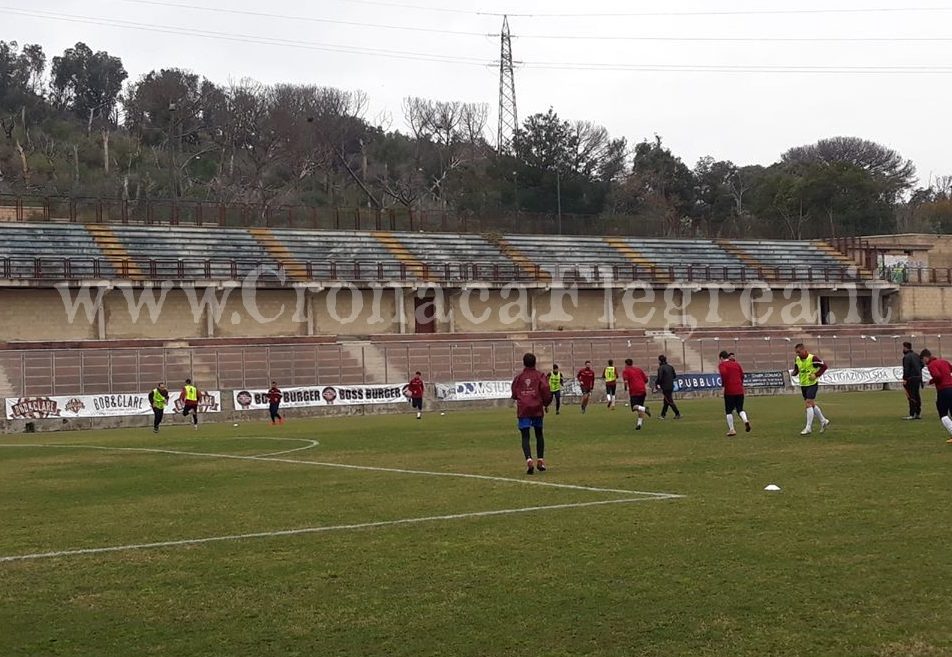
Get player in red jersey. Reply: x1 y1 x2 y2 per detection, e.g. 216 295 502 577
621 358 651 430
718 351 751 436
577 361 596 414
920 349 952 444
266 381 284 425
408 371 425 420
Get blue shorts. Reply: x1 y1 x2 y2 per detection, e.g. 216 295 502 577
518 417 544 430
801 384 819 400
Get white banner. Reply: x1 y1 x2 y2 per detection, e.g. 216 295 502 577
436 379 582 402
233 384 411 411
4 391 222 420
436 381 511 401
788 367 930 387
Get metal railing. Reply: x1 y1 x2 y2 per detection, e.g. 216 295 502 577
0 331 938 398
0 256 871 284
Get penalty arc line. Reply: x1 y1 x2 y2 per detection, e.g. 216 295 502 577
0 442 682 498
0 497 675 563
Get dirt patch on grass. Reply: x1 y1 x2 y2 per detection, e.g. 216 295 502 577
877 639 949 657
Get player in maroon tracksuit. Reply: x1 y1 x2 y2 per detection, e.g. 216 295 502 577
718 351 750 436
408 371 425 420
577 361 596 414
267 381 284 425
512 353 554 474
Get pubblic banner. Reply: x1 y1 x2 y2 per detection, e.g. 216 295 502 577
5 391 222 420
650 371 787 393
436 379 583 402
233 384 410 411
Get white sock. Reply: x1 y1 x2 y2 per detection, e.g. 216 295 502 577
942 416 952 435
636 418 643 427
739 411 749 424
726 414 735 432
813 405 827 423
805 407 815 430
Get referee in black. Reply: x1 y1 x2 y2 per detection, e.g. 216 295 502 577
902 341 923 420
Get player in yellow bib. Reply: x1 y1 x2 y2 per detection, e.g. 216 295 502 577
180 378 201 429
548 364 564 415
791 343 831 435
603 360 618 410
148 382 169 433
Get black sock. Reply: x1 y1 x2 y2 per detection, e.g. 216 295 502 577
534 427 545 459
520 428 531 460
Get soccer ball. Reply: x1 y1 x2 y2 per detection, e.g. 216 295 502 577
440 412 446 416
233 423 239 427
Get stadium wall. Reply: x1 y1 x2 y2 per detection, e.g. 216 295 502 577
0 284 893 342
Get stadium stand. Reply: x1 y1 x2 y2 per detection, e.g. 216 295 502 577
0 224 116 278
0 222 876 284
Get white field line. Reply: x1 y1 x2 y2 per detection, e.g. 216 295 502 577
0 497 674 563
0 442 682 498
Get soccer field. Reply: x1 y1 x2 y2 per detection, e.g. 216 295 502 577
2 391 951 657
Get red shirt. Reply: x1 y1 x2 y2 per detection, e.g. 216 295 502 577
928 358 952 391
511 367 553 418
267 387 282 404
407 377 425 399
718 360 745 396
622 366 648 395
577 367 596 391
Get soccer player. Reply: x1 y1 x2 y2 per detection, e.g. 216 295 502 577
548 364 564 415
408 371 425 419
655 354 681 420
718 351 751 436
180 378 201 429
791 343 830 435
603 359 618 409
267 381 284 425
148 382 169 433
902 342 924 420
622 358 651 430
511 352 553 474
919 349 952 444
577 361 596 414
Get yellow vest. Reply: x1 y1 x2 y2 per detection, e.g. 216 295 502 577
152 389 167 409
605 366 617 382
184 385 198 401
549 372 562 392
795 355 817 387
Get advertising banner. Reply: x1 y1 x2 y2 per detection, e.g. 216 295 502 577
5 391 222 420
435 381 511 402
650 371 787 393
791 366 916 387
233 384 410 411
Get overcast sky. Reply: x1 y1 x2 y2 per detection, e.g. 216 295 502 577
6 0 951 184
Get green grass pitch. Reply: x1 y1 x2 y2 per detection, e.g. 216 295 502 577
2 391 952 657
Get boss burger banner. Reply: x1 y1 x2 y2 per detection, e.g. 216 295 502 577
233 384 411 411
5 391 222 420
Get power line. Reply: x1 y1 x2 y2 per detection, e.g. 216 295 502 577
121 0 491 37
6 6 952 74
516 34 952 43
0 7 489 65
478 6 952 18
118 0 952 43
